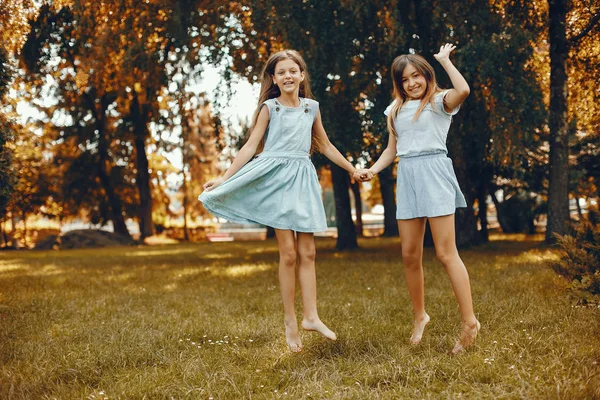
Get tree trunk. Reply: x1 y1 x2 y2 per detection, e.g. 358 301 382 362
182 167 189 241
90 93 131 240
476 183 489 243
1 220 8 247
453 175 480 248
22 210 27 248
455 205 480 248
379 164 399 237
10 212 15 244
546 0 570 243
97 163 131 238
350 180 363 237
131 95 154 239
413 0 433 54
331 163 357 250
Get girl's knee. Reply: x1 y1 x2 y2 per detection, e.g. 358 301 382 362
402 247 422 266
279 247 297 267
298 245 316 263
435 248 459 266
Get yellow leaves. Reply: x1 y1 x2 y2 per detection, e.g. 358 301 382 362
0 0 36 54
75 69 90 91
134 82 143 93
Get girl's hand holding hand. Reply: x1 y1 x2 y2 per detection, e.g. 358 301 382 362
203 177 225 192
433 43 456 64
353 169 373 182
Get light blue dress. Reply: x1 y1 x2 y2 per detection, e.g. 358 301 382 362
198 97 328 232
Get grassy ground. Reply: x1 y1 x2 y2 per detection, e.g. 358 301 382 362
1 234 599 399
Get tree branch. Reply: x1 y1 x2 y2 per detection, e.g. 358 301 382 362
569 12 600 47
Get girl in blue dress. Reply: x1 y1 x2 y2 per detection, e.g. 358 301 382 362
359 44 480 354
199 49 358 352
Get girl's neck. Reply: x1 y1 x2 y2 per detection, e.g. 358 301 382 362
276 92 301 108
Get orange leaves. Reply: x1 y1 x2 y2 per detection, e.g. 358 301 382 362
0 0 36 55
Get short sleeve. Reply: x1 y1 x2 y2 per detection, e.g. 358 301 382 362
307 98 319 122
260 99 274 115
383 101 395 116
436 90 460 116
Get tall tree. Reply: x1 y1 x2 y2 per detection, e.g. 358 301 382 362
547 0 571 241
0 49 15 220
20 4 134 238
546 0 599 242
0 0 33 221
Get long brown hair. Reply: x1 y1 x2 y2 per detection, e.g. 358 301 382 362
386 54 443 137
249 49 320 153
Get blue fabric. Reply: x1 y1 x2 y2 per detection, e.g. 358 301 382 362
199 98 327 232
384 90 460 157
396 152 467 220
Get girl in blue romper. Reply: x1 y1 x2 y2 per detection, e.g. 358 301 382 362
199 50 358 352
360 44 480 354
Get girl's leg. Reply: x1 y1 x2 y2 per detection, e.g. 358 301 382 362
398 217 430 344
428 214 480 354
275 229 302 352
297 232 336 340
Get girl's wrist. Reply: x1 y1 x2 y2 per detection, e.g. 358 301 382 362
438 59 453 69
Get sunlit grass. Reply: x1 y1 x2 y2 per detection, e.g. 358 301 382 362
1 235 599 399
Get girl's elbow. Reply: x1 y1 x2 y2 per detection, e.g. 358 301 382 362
461 86 470 97
243 142 259 155
322 141 335 155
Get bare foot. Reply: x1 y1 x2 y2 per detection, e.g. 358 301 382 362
452 320 481 355
285 321 302 352
410 313 431 345
301 318 337 341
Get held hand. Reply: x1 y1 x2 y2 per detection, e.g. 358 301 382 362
433 43 456 64
353 169 374 182
203 177 225 192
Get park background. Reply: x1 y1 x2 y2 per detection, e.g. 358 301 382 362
0 0 599 398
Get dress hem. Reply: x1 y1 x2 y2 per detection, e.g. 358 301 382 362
200 197 328 233
396 203 466 220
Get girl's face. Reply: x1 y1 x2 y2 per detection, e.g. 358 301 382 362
401 63 427 100
272 58 304 95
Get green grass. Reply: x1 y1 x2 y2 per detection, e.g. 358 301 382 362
1 235 599 399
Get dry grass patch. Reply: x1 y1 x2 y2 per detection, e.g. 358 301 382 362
1 236 599 399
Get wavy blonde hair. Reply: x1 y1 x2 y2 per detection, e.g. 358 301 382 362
249 49 321 153
387 54 443 137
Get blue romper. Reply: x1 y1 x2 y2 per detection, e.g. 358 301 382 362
198 98 328 232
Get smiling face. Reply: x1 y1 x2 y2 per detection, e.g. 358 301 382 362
272 58 305 96
401 63 428 100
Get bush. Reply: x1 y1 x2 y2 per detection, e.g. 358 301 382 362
550 223 600 304
495 190 538 234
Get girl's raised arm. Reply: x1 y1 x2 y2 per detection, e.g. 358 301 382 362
203 106 270 191
433 43 470 112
